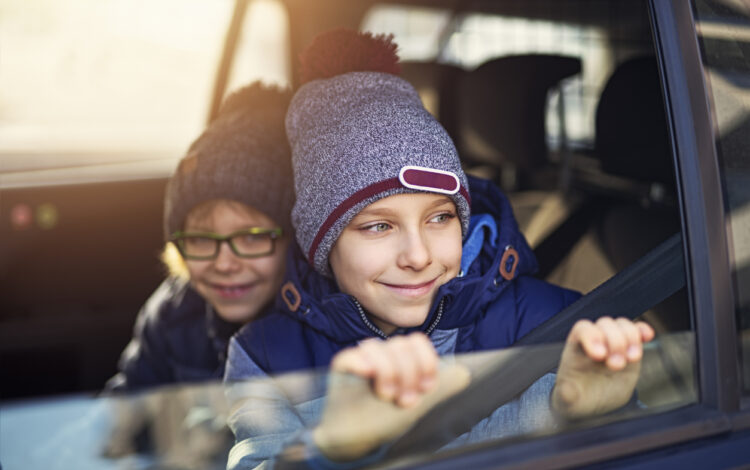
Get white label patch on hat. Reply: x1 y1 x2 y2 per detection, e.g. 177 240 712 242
398 166 460 195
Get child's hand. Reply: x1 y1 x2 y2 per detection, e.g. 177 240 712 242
331 332 439 407
312 332 470 461
552 317 655 419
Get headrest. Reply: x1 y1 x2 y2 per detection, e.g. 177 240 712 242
459 54 581 171
595 56 673 185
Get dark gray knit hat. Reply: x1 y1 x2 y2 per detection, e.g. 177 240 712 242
287 30 470 276
164 82 295 239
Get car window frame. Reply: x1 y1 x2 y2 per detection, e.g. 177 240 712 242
690 0 750 405
655 0 740 413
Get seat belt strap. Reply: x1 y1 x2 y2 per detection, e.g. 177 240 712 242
518 232 685 345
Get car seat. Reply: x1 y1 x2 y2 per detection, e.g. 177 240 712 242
549 56 687 332
457 54 582 189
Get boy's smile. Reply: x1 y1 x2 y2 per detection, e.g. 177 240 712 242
379 276 441 298
329 193 462 335
204 280 261 299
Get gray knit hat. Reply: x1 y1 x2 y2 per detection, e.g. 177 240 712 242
164 82 295 239
287 30 470 276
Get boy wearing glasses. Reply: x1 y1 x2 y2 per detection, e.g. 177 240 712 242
106 83 294 391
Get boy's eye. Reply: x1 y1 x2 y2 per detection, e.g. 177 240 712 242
184 236 214 248
363 222 391 233
430 212 456 224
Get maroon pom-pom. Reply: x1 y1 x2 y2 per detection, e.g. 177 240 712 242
299 28 401 85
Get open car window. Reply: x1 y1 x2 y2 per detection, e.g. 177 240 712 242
4 1 701 465
7 0 750 469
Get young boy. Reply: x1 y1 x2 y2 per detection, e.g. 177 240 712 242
224 30 653 467
106 82 295 392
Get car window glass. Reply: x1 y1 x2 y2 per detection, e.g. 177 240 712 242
1 329 697 469
4 325 699 470
692 0 750 396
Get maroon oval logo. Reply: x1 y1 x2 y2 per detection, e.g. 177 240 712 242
399 166 460 194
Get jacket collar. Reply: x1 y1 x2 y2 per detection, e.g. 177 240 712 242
204 303 243 359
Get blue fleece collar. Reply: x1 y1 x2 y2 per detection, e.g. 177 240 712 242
460 214 498 275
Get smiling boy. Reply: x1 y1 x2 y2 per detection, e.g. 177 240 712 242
224 30 653 467
106 83 294 391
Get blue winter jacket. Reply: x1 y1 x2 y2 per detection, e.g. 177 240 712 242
228 176 580 373
106 277 242 392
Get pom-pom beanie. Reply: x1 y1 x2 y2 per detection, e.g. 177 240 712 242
287 29 471 276
164 82 295 239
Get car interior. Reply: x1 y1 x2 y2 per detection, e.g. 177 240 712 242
23 0 750 469
0 0 692 423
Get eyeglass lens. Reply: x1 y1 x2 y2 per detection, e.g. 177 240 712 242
180 233 273 258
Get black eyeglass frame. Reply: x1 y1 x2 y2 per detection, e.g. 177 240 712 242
170 227 283 260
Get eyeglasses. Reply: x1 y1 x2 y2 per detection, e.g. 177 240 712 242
170 227 283 260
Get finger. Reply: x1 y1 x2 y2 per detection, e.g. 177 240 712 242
331 347 375 377
637 322 655 343
383 336 420 407
596 317 627 370
615 317 643 362
570 319 607 361
405 333 439 392
357 339 398 402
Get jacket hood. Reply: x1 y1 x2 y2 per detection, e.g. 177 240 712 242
275 175 538 343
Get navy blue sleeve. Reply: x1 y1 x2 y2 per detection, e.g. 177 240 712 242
512 276 581 342
104 279 184 392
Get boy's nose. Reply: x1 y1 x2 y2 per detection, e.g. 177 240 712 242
397 229 432 271
212 242 241 272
